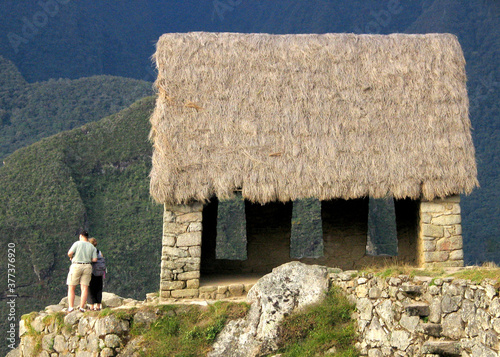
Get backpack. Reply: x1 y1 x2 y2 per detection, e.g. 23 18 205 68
92 250 106 276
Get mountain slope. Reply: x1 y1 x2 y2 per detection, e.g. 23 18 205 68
0 97 163 354
0 55 153 160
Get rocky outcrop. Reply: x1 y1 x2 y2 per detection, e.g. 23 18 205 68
11 264 500 357
13 292 159 357
208 261 329 357
332 270 500 356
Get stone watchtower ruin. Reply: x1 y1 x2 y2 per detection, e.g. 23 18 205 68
148 32 478 300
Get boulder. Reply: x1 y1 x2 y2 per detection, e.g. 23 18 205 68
209 261 329 357
102 292 124 308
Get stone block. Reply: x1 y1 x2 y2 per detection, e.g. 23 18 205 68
42 333 56 352
420 213 432 224
446 203 461 214
423 251 449 263
100 348 114 357
178 271 200 280
176 212 203 223
161 260 179 270
400 284 423 296
436 237 463 253
160 290 171 299
368 287 382 299
431 214 461 226
171 289 199 298
449 236 463 250
449 249 464 260
176 232 202 247
441 294 460 313
429 298 441 323
163 222 188 235
421 224 444 238
162 246 189 258
420 202 447 213
399 315 419 333
405 303 430 317
163 210 176 223
228 284 244 296
390 329 410 351
420 323 442 337
440 259 464 267
189 245 202 257
188 222 203 232
199 286 217 293
162 234 176 247
177 257 201 265
423 240 436 252
421 341 461 356
95 315 129 337
218 286 228 294
357 298 373 320
441 312 465 339
186 279 200 289
161 269 173 280
160 281 185 290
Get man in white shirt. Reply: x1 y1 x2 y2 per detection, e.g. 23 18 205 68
66 230 97 312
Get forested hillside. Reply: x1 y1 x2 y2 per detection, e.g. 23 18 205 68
0 56 152 160
0 97 162 355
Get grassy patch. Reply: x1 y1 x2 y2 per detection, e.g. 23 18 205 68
362 263 445 279
137 302 249 357
275 287 359 357
449 265 500 285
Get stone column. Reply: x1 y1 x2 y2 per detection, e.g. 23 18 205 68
160 202 203 300
419 195 464 267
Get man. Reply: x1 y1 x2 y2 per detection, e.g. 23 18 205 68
67 230 97 312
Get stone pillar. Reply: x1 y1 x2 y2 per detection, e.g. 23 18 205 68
160 202 203 300
419 195 464 268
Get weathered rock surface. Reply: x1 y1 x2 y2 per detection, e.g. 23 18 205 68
208 261 329 357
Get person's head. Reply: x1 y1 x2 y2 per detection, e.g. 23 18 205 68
89 237 97 247
79 230 89 241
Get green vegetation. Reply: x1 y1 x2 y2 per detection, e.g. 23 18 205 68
0 55 153 160
361 263 500 284
0 97 163 354
450 265 500 286
275 287 359 357
134 302 249 357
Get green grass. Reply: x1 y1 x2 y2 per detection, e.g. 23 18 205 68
449 264 500 286
135 302 249 357
274 287 359 357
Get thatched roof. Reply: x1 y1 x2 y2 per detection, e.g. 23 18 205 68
149 32 478 205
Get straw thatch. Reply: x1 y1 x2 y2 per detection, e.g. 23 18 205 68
149 32 478 205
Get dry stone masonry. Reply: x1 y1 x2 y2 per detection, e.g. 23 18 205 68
12 263 500 357
160 202 204 299
332 269 500 356
420 195 464 268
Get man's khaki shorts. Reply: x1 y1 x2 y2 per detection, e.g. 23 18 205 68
67 263 92 286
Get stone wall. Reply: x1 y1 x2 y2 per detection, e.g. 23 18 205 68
160 202 203 300
420 195 464 268
332 270 500 356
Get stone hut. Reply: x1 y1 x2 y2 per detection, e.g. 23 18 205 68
149 32 478 299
